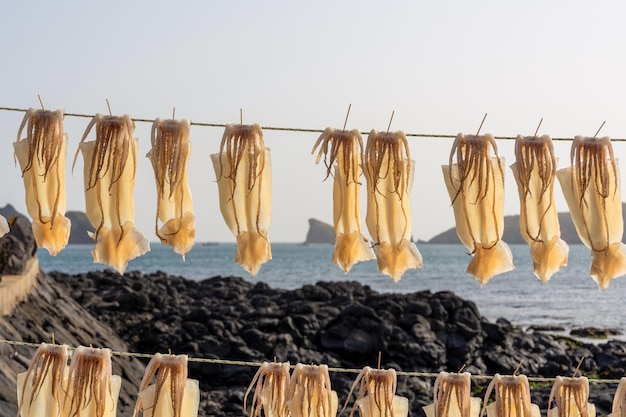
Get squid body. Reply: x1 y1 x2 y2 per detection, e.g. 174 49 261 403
423 372 481 417
286 364 338 417
511 135 568 282
364 130 423 281
312 127 375 273
147 118 195 258
556 136 626 290
609 377 626 417
443 133 514 285
245 361 291 417
0 216 8 237
343 366 408 417
74 113 150 274
14 108 71 255
480 374 540 417
211 124 272 276
547 376 596 417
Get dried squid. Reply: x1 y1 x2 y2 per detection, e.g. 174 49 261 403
133 353 199 417
423 372 481 417
312 127 375 272
547 376 596 417
73 113 150 274
511 135 568 282
244 361 291 417
442 134 514 285
364 130 423 281
479 374 540 417
14 108 71 255
343 366 408 417
147 118 195 258
285 364 338 417
608 377 626 417
211 124 272 276
63 345 121 417
0 215 8 237
556 136 626 289
17 342 70 417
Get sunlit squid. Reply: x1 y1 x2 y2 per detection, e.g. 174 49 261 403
479 374 540 417
312 127 375 273
133 353 199 417
547 376 596 417
63 345 121 417
609 377 626 417
147 118 195 258
244 361 291 417
286 364 338 417
0 215 8 237
14 108 71 255
17 342 70 417
423 371 481 417
364 130 423 282
556 135 626 290
211 124 272 277
73 113 150 274
511 135 568 282
443 133 514 285
343 366 409 417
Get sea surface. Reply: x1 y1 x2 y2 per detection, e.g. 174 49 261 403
38 243 626 338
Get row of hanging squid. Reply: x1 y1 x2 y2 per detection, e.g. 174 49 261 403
5 108 626 288
19 343 626 417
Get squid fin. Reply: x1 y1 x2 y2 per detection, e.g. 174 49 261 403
32 215 71 256
590 243 626 290
235 230 272 277
332 231 375 273
375 239 423 283
90 221 150 274
467 241 514 285
529 237 568 283
158 211 196 258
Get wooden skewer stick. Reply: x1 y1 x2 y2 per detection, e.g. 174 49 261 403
593 121 606 139
343 104 352 131
106 99 112 117
387 111 395 133
240 108 243 126
513 360 524 376
38 95 45 111
172 107 176 120
533 118 543 140
377 351 382 370
457 363 467 373
572 357 584 378
476 113 488 136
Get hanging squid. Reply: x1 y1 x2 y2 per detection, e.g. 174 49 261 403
443 133 514 285
17 342 70 417
133 353 199 417
556 135 626 290
285 364 338 417
147 118 195 258
511 134 568 282
244 361 291 417
423 372 481 417
343 366 409 417
312 127 375 273
364 130 423 282
211 124 272 277
479 374 540 417
73 113 150 274
547 376 596 417
0 215 8 237
609 377 626 417
14 108 71 255
63 345 121 417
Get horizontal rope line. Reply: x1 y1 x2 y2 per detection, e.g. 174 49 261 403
2 106 621 142
1 339 621 384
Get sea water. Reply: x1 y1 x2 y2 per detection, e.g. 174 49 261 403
37 243 626 336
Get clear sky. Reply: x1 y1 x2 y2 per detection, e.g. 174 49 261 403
2 1 626 244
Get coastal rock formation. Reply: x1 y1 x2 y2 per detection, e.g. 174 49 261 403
303 218 335 244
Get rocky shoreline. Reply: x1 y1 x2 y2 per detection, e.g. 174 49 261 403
1 268 624 416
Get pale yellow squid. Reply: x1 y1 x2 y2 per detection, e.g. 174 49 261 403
511 134 568 282
443 133 514 285
423 372 481 417
244 361 291 417
608 377 626 417
211 124 272 277
17 342 70 417
343 366 409 417
133 353 199 417
364 130 423 282
556 135 626 290
14 108 71 255
547 376 596 417
479 374 540 417
285 364 338 417
73 113 150 274
147 118 195 258
312 127 375 273
0 215 9 237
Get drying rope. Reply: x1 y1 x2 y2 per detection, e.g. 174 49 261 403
2 106 622 142
0 338 622 384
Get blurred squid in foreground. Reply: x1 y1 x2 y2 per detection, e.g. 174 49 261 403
147 118 195 258
548 376 596 417
74 113 150 274
312 127 375 273
609 377 626 417
245 361 291 417
14 108 71 255
479 374 540 417
364 130 423 282
0 215 9 237
343 366 408 417
286 364 338 417
211 124 272 277
423 371 481 417
443 133 514 285
556 135 626 290
511 134 568 282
